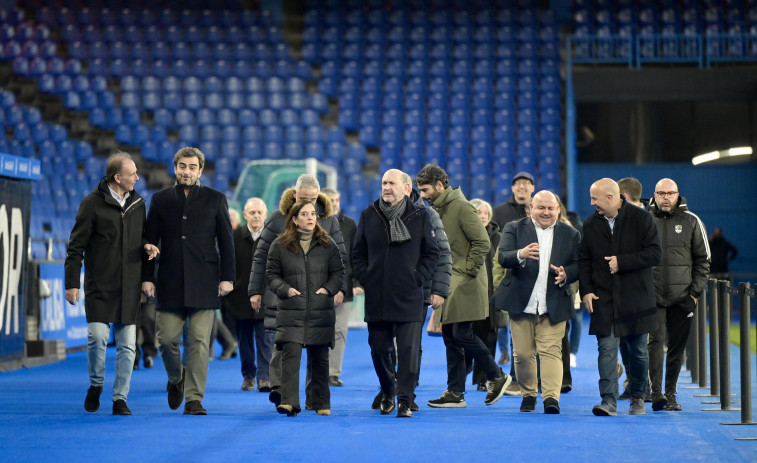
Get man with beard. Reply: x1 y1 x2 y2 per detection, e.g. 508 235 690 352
647 178 709 412
142 147 236 415
416 164 511 409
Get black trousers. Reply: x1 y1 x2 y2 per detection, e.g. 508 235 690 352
443 321 501 393
648 299 695 395
280 342 329 413
468 317 497 386
368 320 422 405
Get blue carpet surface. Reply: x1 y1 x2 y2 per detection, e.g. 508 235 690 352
1 316 756 462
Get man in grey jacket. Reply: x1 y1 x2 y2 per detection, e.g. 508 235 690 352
648 178 710 412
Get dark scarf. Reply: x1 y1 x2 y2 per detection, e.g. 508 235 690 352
378 196 411 243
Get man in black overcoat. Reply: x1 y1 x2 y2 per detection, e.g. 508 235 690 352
579 178 661 417
143 147 235 415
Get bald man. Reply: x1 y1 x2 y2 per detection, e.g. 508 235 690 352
648 178 709 411
352 169 440 418
493 191 580 414
579 178 661 417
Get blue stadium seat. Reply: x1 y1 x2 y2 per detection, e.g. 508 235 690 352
242 141 263 160
243 126 262 142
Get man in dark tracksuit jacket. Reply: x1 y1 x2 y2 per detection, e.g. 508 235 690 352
647 178 710 412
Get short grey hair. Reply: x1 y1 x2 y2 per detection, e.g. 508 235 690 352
321 187 339 197
295 174 320 192
400 172 412 186
244 197 267 212
470 198 493 220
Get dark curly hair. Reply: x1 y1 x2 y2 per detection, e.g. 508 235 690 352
415 163 449 189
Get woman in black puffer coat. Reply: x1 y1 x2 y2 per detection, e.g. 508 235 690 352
266 200 344 416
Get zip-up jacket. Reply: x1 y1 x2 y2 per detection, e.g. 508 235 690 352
65 177 147 324
649 195 710 306
266 236 344 347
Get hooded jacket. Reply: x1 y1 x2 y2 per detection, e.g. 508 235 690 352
431 187 490 324
649 195 710 307
65 178 146 324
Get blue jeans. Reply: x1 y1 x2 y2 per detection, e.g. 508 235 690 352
235 319 271 381
497 326 509 356
596 330 649 406
87 322 136 401
569 310 582 355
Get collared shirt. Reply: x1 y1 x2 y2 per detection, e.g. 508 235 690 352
108 185 129 209
248 225 262 241
605 214 617 232
523 218 555 315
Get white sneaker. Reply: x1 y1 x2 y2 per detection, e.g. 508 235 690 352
569 353 577 368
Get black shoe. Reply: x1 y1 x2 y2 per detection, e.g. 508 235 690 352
520 396 537 412
428 390 466 408
277 404 298 416
664 394 682 411
84 385 103 412
371 390 383 410
397 401 412 418
410 401 419 412
651 393 668 411
484 373 511 406
329 376 343 387
618 388 631 400
543 397 560 414
167 371 185 410
183 400 207 415
643 392 653 403
476 382 487 391
561 383 572 393
143 356 153 369
379 393 396 415
269 387 282 407
112 399 132 415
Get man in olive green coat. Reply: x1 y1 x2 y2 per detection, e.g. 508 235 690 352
416 164 511 408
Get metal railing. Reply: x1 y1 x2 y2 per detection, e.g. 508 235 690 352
685 278 756 439
566 33 757 68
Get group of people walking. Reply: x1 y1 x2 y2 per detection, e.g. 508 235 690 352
65 147 715 418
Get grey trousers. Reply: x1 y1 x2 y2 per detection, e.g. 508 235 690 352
328 300 352 377
157 308 214 403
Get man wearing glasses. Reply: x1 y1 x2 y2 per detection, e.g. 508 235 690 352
647 179 710 412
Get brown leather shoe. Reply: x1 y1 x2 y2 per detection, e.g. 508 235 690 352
241 378 255 391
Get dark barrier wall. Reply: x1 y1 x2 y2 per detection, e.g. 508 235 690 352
0 153 40 363
576 163 757 276
0 177 31 362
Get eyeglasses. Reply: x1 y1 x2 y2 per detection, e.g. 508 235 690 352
655 191 678 197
